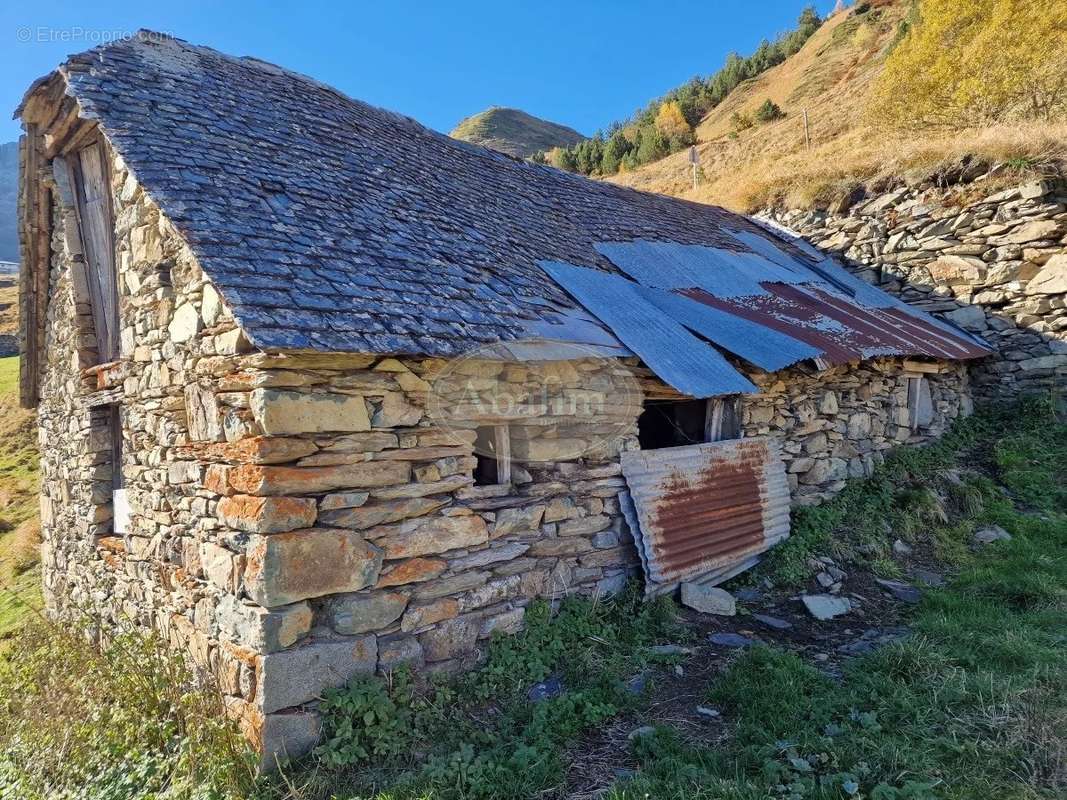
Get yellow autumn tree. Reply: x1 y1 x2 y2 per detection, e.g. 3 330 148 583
654 100 692 142
871 0 1067 128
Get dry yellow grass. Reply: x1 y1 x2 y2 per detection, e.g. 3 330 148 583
0 278 16 337
608 0 1067 212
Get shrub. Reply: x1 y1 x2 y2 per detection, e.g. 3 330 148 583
754 99 784 123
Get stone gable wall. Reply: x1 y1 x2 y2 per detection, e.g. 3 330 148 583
760 178 1067 399
33 140 971 767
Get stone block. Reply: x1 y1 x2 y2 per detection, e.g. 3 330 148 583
327 592 409 635
319 491 370 511
250 388 370 434
375 557 448 587
200 541 241 592
168 302 201 343
490 504 545 538
480 607 525 638
371 392 423 427
942 305 988 331
558 514 611 537
927 255 986 286
218 495 318 533
229 461 410 495
217 595 312 652
414 571 489 601
528 537 593 557
458 575 520 611
319 496 446 530
378 636 425 672
377 514 488 559
401 598 459 632
419 615 481 661
448 542 529 571
1025 254 1067 295
256 637 377 713
245 529 383 607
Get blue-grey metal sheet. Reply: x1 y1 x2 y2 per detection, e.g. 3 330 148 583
540 260 757 398
637 285 821 372
594 240 806 296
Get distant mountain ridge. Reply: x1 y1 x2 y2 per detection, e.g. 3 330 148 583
450 107 584 159
0 142 17 263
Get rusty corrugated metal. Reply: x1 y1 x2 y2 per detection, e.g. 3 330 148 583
620 437 790 597
686 282 990 364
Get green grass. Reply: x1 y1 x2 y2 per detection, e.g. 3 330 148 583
0 357 41 641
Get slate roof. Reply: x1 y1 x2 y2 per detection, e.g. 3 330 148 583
22 31 990 395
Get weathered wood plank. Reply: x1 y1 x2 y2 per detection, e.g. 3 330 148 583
73 141 119 361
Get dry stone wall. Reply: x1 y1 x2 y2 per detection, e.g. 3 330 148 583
741 359 968 506
761 178 1067 399
34 139 972 766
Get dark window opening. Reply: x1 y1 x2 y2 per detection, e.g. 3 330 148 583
638 397 742 450
474 425 511 485
638 399 708 450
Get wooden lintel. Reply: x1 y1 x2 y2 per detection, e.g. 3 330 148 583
902 359 947 374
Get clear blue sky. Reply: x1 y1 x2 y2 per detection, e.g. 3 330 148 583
2 0 833 144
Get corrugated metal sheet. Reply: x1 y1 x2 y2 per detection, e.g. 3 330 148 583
620 437 790 596
587 237 992 368
540 260 758 397
594 239 807 296
637 285 821 372
689 283 990 364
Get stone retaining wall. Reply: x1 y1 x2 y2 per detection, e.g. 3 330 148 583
760 178 1067 399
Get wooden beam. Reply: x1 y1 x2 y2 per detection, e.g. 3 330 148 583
902 359 948 375
18 133 37 408
494 425 512 485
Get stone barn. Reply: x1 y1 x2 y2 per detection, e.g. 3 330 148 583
17 33 990 764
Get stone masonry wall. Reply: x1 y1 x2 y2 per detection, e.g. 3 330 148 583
741 359 969 506
35 139 972 767
761 178 1067 399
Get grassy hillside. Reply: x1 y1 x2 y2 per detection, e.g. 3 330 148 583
0 356 41 638
608 0 1067 211
450 107 584 159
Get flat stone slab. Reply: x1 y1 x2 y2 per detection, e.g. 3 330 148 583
875 578 922 604
973 525 1012 545
681 584 736 616
527 675 564 703
752 613 793 630
709 632 757 648
624 672 650 695
802 594 852 621
912 568 945 587
647 644 693 657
